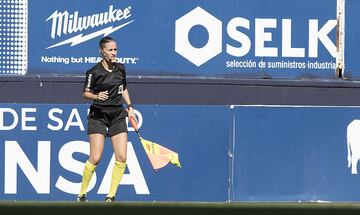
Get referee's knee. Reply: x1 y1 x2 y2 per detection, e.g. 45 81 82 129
115 155 127 163
89 156 101 165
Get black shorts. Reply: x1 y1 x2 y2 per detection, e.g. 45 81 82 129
87 105 128 137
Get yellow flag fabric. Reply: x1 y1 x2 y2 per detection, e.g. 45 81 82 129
140 138 181 170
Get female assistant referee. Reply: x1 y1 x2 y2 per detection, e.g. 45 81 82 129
77 36 136 202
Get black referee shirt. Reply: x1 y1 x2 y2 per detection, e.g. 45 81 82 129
83 62 127 108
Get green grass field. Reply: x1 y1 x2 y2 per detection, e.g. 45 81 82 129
1 201 360 215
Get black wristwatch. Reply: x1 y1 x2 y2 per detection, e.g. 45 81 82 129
127 104 134 109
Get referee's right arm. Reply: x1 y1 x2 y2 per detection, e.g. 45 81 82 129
83 90 98 100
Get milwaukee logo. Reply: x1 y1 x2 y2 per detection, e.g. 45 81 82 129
46 5 134 49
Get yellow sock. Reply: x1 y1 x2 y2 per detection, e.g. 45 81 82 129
107 161 126 198
79 160 97 196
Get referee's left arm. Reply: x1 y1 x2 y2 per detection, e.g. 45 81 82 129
122 88 136 120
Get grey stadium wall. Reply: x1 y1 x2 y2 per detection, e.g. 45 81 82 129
1 75 360 106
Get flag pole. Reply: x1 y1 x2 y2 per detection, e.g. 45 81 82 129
129 116 158 173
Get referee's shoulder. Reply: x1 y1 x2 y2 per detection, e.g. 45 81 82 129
115 62 125 70
86 63 101 74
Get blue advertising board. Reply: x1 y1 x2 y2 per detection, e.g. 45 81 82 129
1 0 338 78
2 104 360 201
344 0 360 79
0 104 230 201
231 106 360 201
